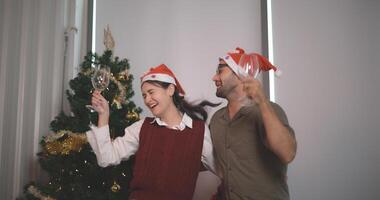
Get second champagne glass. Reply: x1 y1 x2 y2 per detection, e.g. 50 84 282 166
238 53 260 106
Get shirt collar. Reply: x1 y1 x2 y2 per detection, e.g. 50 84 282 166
150 113 193 131
222 105 254 121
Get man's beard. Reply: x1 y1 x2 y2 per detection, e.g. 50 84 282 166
215 74 238 98
215 82 237 98
215 88 226 98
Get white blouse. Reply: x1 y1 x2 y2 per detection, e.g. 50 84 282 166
86 113 216 174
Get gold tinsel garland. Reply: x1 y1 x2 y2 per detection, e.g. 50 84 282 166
44 130 87 155
27 185 55 200
110 71 128 109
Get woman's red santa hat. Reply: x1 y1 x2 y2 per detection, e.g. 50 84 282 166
220 47 280 77
140 64 186 96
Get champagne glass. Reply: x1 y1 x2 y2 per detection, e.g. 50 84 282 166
86 65 110 112
238 53 260 106
238 53 260 79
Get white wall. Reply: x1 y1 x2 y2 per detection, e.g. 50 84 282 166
273 0 380 199
95 0 262 199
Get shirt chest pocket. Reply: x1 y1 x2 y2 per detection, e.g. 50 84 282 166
230 137 258 160
227 127 261 160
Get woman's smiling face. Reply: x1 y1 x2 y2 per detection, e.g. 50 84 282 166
141 81 174 118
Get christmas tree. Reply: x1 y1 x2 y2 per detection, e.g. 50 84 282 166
20 28 142 200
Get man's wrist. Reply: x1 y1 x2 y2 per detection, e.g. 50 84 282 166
258 99 270 109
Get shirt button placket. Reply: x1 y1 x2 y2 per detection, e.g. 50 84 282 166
225 122 233 198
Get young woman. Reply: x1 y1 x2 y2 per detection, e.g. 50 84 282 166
86 64 218 200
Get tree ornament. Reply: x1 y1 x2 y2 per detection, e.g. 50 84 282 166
127 110 139 121
111 181 121 192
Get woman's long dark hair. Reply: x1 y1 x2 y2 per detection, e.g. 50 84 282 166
144 80 220 121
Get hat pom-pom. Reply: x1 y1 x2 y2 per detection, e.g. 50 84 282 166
235 47 245 54
274 69 282 77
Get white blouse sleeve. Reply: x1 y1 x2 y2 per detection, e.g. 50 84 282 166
86 119 144 167
201 124 217 175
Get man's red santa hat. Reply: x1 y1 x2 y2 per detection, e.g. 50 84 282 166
140 64 186 96
220 47 279 77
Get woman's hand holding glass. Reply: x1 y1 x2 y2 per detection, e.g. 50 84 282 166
91 90 110 127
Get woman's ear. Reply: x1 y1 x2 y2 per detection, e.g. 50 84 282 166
167 84 176 96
